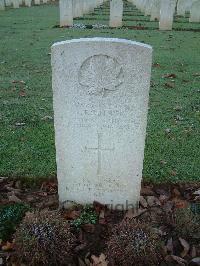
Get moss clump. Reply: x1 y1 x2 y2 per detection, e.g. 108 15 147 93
173 207 200 241
0 203 30 242
106 219 163 266
14 210 76 266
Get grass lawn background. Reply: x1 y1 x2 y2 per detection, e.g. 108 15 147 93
0 1 199 183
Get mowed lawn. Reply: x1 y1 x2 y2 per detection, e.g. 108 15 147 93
0 1 199 183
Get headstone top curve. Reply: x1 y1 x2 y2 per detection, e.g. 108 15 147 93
51 37 152 50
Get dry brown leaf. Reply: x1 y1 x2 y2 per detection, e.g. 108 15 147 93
125 208 146 219
19 89 26 97
8 192 22 203
146 196 161 207
63 210 81 220
166 238 173 253
179 238 190 258
191 246 197 258
2 241 13 251
189 257 200 265
164 82 175 88
90 254 108 266
139 196 148 208
164 73 177 78
165 255 187 265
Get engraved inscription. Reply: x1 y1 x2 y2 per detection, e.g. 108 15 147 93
85 133 115 175
79 54 124 96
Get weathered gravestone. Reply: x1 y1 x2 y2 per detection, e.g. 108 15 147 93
25 0 31 7
59 0 73 27
159 0 176 30
13 0 19 8
189 1 200 22
109 0 123 28
150 0 160 21
0 0 5 10
51 38 152 209
34 0 40 5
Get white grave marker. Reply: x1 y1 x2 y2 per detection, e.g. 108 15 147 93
51 38 152 209
109 0 123 28
59 0 73 27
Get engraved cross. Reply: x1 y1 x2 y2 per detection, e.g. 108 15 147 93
85 133 115 175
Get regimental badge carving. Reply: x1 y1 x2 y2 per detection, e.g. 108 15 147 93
79 54 124 96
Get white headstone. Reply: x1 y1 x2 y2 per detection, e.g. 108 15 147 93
34 0 40 5
12 0 19 8
189 0 200 22
51 38 152 209
5 0 11 6
159 0 176 30
150 0 160 21
109 0 123 28
24 0 31 7
0 0 5 10
177 0 187 16
60 0 73 27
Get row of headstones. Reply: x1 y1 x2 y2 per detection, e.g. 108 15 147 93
60 0 110 27
60 0 125 28
128 0 200 30
0 0 56 10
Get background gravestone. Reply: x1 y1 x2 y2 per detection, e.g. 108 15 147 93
52 38 152 209
109 0 123 28
59 0 73 27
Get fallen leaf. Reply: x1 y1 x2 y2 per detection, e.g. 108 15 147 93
164 73 177 78
193 190 200 196
90 254 108 266
2 242 13 251
165 128 171 134
190 246 197 258
41 116 53 121
15 122 26 126
139 196 148 208
140 186 155 196
146 196 161 207
193 73 200 77
78 257 86 266
12 80 25 84
179 238 190 257
165 255 187 265
63 210 81 220
8 192 22 203
82 224 95 233
153 63 161 67
173 188 181 197
19 89 26 97
125 208 146 219
166 238 173 253
174 199 188 209
165 82 175 88
189 257 200 265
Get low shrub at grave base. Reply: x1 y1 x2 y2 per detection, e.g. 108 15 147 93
106 219 163 266
14 210 76 266
173 207 200 242
0 203 30 242
72 205 98 228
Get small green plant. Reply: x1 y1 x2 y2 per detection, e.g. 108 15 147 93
72 205 98 228
14 210 76 266
173 206 200 241
106 219 163 266
0 203 30 242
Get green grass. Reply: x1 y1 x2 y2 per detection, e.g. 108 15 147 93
0 1 199 183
